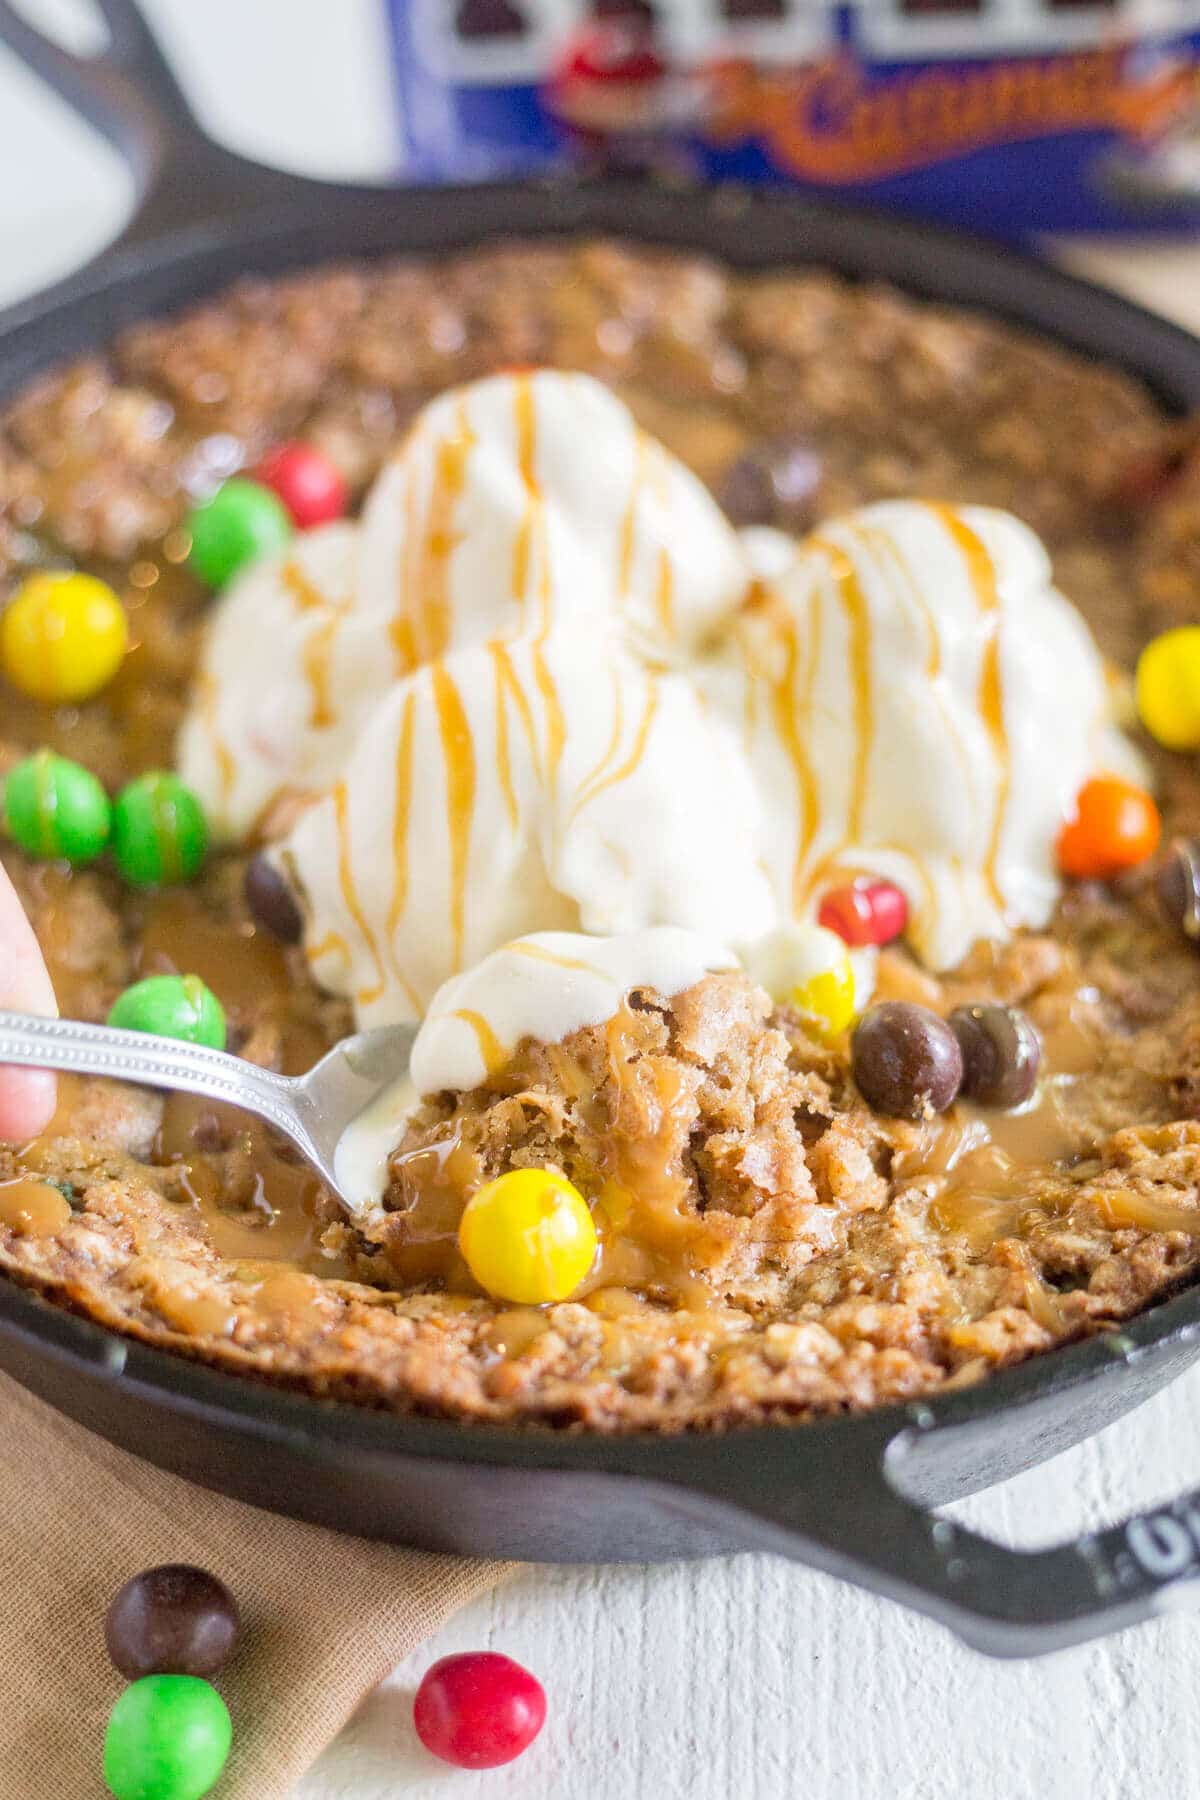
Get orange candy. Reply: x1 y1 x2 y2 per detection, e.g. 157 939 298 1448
1057 776 1160 880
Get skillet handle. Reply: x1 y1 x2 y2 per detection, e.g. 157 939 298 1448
696 1419 1200 1657
0 0 320 262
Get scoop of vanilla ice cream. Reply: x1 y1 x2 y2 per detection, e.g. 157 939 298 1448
280 631 774 1027
411 927 739 1097
711 499 1126 971
358 369 748 665
177 366 1140 1042
176 523 391 839
179 370 752 841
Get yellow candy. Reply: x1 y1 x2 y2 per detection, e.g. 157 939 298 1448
1 571 128 703
786 924 857 1038
459 1168 597 1305
1136 626 1200 751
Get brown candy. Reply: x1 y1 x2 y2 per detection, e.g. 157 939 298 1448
851 1001 963 1120
105 1564 240 1681
949 1003 1042 1110
244 853 303 945
719 437 821 531
1157 838 1200 941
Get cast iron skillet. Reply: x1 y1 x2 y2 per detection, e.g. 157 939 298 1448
4 0 1200 1658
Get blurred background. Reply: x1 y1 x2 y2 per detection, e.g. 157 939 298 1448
3 0 1200 327
0 0 398 305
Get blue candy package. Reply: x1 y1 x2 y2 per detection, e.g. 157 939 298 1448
388 0 1200 237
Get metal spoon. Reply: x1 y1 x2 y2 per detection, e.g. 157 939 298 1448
0 1010 418 1213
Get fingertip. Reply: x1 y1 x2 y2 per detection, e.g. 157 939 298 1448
0 1069 57 1145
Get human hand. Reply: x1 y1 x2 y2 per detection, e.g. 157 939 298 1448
0 865 56 1141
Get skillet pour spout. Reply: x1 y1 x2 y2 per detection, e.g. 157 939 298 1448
6 0 1200 1657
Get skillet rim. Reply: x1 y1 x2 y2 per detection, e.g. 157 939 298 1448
2 174 1200 1477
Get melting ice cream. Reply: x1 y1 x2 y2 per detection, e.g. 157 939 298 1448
179 368 1136 1056
715 500 1137 971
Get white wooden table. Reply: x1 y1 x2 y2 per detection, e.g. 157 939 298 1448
4 7 1200 1795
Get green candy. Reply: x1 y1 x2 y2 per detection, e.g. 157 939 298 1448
103 1675 232 1800
4 749 111 863
113 773 208 888
186 477 292 588
108 975 226 1051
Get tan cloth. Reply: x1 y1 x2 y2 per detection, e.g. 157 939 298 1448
0 1371 509 1799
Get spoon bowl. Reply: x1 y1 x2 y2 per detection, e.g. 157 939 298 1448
0 1010 418 1212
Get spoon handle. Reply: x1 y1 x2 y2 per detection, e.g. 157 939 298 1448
0 1010 301 1139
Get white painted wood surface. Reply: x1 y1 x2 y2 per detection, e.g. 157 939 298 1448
302 1370 1200 1800
4 8 1200 1794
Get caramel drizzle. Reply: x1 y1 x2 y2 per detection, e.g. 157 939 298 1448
390 615 418 679
331 781 385 1006
930 505 1010 914
431 662 477 974
391 455 423 676
571 675 659 821
765 596 821 912
617 431 648 607
306 929 352 976
384 690 422 1016
811 532 873 843
654 547 675 637
283 560 341 616
531 644 566 800
842 524 968 931
863 523 977 797
396 454 422 667
492 645 519 830
512 377 553 641
507 941 599 973
452 1008 507 1079
512 377 536 610
300 615 339 730
489 641 544 787
198 673 235 808
283 561 348 731
570 664 626 819
859 524 940 682
400 400 476 666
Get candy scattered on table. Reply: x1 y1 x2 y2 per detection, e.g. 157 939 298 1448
1158 837 1200 941
244 852 303 944
851 1001 963 1120
782 923 857 1038
1136 626 1200 751
458 1168 597 1304
254 441 348 529
4 750 111 863
105 1566 240 1682
0 570 127 702
107 975 226 1051
112 773 208 888
818 879 908 949
1057 775 1160 880
413 1651 547 1770
103 1674 231 1800
186 477 293 589
949 1003 1042 1110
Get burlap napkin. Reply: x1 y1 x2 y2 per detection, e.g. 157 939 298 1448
0 1370 511 1799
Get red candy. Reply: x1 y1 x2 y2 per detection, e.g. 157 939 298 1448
413 1652 546 1770
253 442 347 529
818 880 908 948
